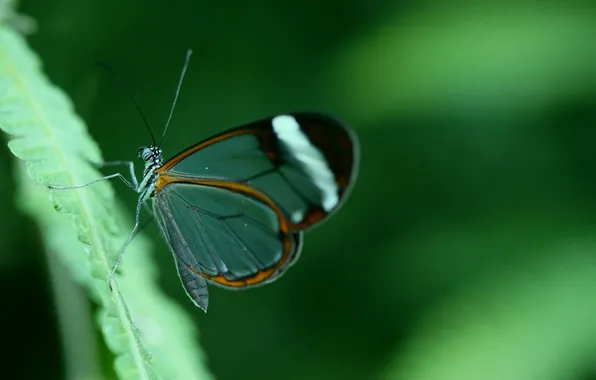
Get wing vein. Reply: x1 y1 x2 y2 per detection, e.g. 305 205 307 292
170 188 222 273
187 204 230 275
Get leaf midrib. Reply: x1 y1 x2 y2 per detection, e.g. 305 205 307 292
0 38 153 379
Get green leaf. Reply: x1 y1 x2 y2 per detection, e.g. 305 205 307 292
0 27 213 380
16 160 104 380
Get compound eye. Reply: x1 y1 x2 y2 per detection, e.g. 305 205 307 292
136 147 144 159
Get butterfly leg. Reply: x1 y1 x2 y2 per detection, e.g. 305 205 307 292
108 214 154 276
99 160 139 189
48 161 139 191
48 172 137 191
108 196 144 289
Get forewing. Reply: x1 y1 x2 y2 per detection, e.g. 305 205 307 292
153 182 302 290
156 113 358 230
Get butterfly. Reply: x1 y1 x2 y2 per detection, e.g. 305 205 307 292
49 50 359 312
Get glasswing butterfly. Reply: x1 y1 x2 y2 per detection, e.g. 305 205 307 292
49 50 359 312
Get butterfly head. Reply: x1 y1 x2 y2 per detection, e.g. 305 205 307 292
137 146 163 167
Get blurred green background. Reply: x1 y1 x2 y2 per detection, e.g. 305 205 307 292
2 0 596 379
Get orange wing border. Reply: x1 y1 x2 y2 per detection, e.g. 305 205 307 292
156 174 299 287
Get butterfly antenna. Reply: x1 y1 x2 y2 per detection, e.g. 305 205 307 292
95 61 157 146
158 48 193 148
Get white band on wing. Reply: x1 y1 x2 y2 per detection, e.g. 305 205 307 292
272 115 339 214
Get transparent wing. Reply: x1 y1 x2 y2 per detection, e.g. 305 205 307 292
156 113 359 230
153 197 210 311
153 182 302 290
173 254 210 312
